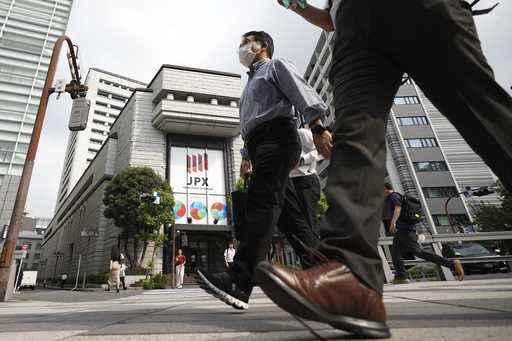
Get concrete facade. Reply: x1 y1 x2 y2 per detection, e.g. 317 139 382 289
56 68 145 208
40 65 242 282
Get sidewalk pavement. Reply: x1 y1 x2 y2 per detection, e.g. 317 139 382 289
0 278 511 340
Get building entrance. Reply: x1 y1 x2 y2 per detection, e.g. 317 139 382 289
174 230 231 276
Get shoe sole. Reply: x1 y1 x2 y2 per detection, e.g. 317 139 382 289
195 270 249 310
255 264 391 339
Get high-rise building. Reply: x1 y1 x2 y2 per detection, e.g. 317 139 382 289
0 0 74 230
55 68 145 207
305 31 498 234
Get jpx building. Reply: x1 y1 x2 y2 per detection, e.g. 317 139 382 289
40 65 244 281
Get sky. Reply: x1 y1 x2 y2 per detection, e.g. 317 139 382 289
26 0 512 218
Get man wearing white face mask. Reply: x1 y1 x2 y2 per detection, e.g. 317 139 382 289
196 31 329 311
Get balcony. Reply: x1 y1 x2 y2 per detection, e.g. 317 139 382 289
152 99 240 137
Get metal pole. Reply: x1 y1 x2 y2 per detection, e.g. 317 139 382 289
0 36 81 300
172 225 176 288
13 259 22 293
71 254 81 291
83 236 90 289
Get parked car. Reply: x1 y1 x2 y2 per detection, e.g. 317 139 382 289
443 243 510 275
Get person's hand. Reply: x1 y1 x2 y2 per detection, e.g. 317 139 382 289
240 159 252 179
277 0 300 10
389 222 397 234
313 130 333 160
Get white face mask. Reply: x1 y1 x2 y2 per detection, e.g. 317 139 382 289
238 42 259 68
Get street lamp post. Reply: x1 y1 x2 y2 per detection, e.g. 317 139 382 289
444 186 497 233
0 35 87 301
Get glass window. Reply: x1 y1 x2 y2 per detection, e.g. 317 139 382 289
405 138 438 148
170 147 228 226
432 214 468 226
13 153 26 164
16 143 29 153
423 187 458 198
394 96 420 105
414 161 448 172
405 139 422 148
398 117 414 126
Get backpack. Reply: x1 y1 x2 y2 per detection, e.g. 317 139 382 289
395 192 423 225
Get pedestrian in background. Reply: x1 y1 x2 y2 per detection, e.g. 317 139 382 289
60 273 67 289
175 249 186 289
383 183 464 284
287 127 321 235
224 242 236 268
109 245 121 293
120 254 128 290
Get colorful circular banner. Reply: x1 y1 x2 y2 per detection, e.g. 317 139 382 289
190 201 207 220
210 202 227 221
173 200 186 218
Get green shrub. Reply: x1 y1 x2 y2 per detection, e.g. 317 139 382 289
408 264 440 280
143 273 168 290
143 278 153 290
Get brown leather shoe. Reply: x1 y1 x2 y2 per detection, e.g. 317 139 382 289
255 260 390 339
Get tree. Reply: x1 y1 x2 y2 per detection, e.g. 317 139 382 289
103 167 174 268
473 180 512 252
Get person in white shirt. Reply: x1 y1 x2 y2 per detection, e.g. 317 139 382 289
119 255 128 290
224 242 236 268
288 128 321 234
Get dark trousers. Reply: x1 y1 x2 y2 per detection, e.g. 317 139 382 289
324 0 512 294
120 276 126 290
231 118 312 290
291 174 321 235
392 230 453 279
277 177 321 267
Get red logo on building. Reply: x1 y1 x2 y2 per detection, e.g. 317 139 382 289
187 153 208 174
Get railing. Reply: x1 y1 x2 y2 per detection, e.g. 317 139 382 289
378 231 512 246
398 256 512 266
378 231 512 282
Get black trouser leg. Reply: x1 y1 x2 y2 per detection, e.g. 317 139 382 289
375 0 512 191
399 231 453 268
277 178 321 268
391 236 407 279
393 231 454 279
120 276 126 290
292 174 321 236
230 119 301 290
324 0 404 295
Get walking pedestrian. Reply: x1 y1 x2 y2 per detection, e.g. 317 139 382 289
175 249 186 289
255 1 512 338
224 242 236 269
109 245 121 293
286 128 321 235
196 30 327 311
119 255 128 290
383 183 464 284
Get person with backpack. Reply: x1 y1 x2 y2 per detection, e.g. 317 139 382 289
383 183 464 284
